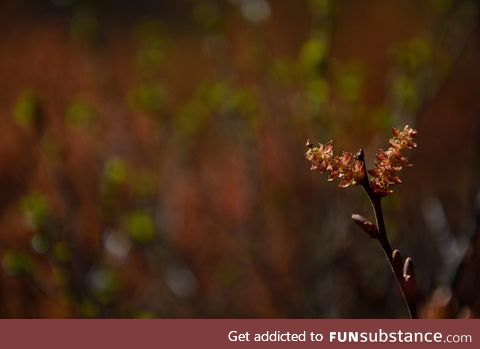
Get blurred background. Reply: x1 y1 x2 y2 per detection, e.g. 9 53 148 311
0 0 479 318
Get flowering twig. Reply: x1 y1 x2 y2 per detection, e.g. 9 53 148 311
306 126 418 318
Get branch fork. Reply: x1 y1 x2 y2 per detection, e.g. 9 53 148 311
352 149 418 318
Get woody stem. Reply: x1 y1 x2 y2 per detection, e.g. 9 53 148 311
357 151 417 318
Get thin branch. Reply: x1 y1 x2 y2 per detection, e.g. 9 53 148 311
353 149 418 319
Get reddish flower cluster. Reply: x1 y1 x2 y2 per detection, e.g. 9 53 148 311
305 140 365 188
369 125 417 196
305 125 417 196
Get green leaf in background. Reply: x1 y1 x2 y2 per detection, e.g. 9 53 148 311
2 251 34 277
128 83 167 115
300 36 328 75
13 89 41 129
124 211 156 244
103 158 129 187
20 192 50 231
337 67 363 104
66 99 96 128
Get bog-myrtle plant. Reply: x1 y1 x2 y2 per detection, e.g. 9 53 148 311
306 125 419 318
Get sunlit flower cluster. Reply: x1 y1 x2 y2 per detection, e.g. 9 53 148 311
305 125 417 196
369 125 417 196
305 140 365 188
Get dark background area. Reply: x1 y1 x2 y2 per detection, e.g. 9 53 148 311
0 0 479 318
